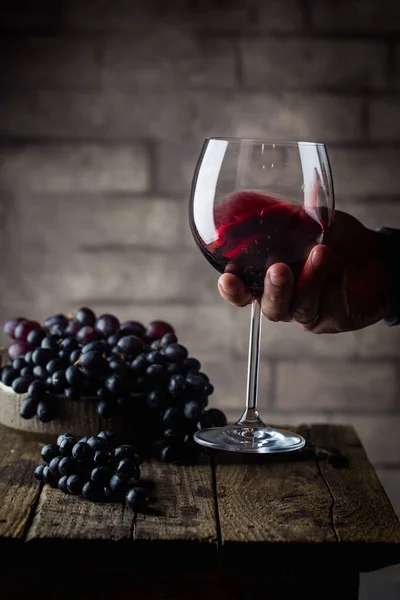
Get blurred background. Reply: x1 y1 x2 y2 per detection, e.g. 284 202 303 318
1 0 400 596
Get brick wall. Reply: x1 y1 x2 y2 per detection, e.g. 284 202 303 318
1 1 400 593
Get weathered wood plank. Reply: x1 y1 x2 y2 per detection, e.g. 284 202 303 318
215 424 335 546
309 423 400 570
0 425 42 539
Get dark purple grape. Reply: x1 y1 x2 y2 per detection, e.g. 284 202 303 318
184 400 204 421
32 365 47 379
93 450 110 466
146 389 168 412
59 436 76 456
69 349 81 365
50 324 66 338
161 332 178 346
75 307 96 327
91 466 110 486
58 456 79 476
146 351 166 366
34 463 46 481
25 350 34 364
41 443 60 463
44 314 69 329
60 337 79 352
82 481 104 502
66 474 85 495
130 353 148 374
168 374 187 398
58 475 69 493
87 436 109 452
107 333 121 346
72 442 92 462
32 347 54 366
4 317 25 339
14 320 41 342
183 357 201 372
56 432 75 446
43 465 60 487
65 387 81 401
120 321 146 338
117 459 140 480
117 335 143 357
27 328 46 347
82 340 107 354
109 473 130 499
79 351 108 376
8 341 33 360
49 456 64 476
12 376 34 394
51 370 66 392
146 364 167 383
1 367 18 386
163 343 188 363
65 321 81 337
111 445 138 462
146 321 175 341
186 374 207 394
108 359 128 377
20 396 38 419
125 487 148 511
37 398 57 422
95 314 120 338
160 443 184 463
28 380 47 400
162 407 184 428
98 430 117 444
12 357 26 370
167 363 184 375
205 383 214 396
96 400 115 419
41 335 60 352
77 326 101 344
65 365 83 386
20 366 34 377
105 374 126 396
201 409 227 428
150 339 162 351
196 372 210 383
46 358 64 374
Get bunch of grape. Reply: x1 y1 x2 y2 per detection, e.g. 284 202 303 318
0 309 227 462
34 431 148 509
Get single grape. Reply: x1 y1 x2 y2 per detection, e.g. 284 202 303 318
125 487 148 511
59 435 76 456
65 387 81 401
98 430 117 444
146 351 166 366
33 463 46 481
146 364 167 384
96 400 116 419
79 351 108 376
20 396 39 420
201 408 227 428
49 324 65 338
20 366 34 377
56 432 75 446
65 365 83 386
58 456 79 476
14 320 41 342
77 326 101 344
60 337 79 352
69 349 81 365
105 374 126 396
24 350 34 364
41 443 60 463
163 343 188 363
12 376 34 394
120 321 146 338
3 317 25 339
44 314 69 329
37 398 57 422
8 341 33 360
183 357 201 372
146 389 168 412
146 321 175 340
46 358 64 375
205 383 214 396
111 445 138 462
82 481 104 502
75 307 96 327
58 475 69 493
161 332 178 346
91 466 110 486
66 474 85 495
93 450 110 466
167 363 185 375
49 456 64 476
117 335 143 357
1 367 19 387
51 370 67 392
184 400 204 422
12 357 26 370
108 359 128 377
95 314 120 338
109 473 130 499
87 435 109 452
168 374 187 398
32 347 54 366
82 340 107 354
64 321 81 337
28 380 47 400
185 373 207 394
27 329 46 347
72 442 92 462
117 459 140 480
43 465 60 488
41 335 60 352
130 353 148 374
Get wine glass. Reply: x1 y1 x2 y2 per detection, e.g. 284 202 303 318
189 138 334 453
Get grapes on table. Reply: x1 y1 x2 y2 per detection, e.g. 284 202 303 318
0 308 227 464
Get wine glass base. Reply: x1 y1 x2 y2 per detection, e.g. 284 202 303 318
194 423 305 454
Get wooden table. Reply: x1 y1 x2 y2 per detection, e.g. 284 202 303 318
0 423 399 600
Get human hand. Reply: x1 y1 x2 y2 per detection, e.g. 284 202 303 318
218 210 392 333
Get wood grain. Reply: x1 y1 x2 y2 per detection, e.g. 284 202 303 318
309 423 400 570
0 425 42 539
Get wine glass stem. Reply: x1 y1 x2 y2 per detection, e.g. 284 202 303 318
237 298 265 427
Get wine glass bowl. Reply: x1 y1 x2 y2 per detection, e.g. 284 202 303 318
190 138 335 453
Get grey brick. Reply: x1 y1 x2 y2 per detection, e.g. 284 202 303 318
276 361 397 411
4 193 186 250
327 414 400 465
313 0 400 32
156 141 201 195
231 308 358 359
0 143 150 193
252 0 303 31
370 98 400 141
329 148 400 197
0 37 102 88
241 39 385 89
104 34 236 89
357 324 400 358
376 469 400 517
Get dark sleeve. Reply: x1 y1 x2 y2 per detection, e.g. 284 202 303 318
376 227 400 327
